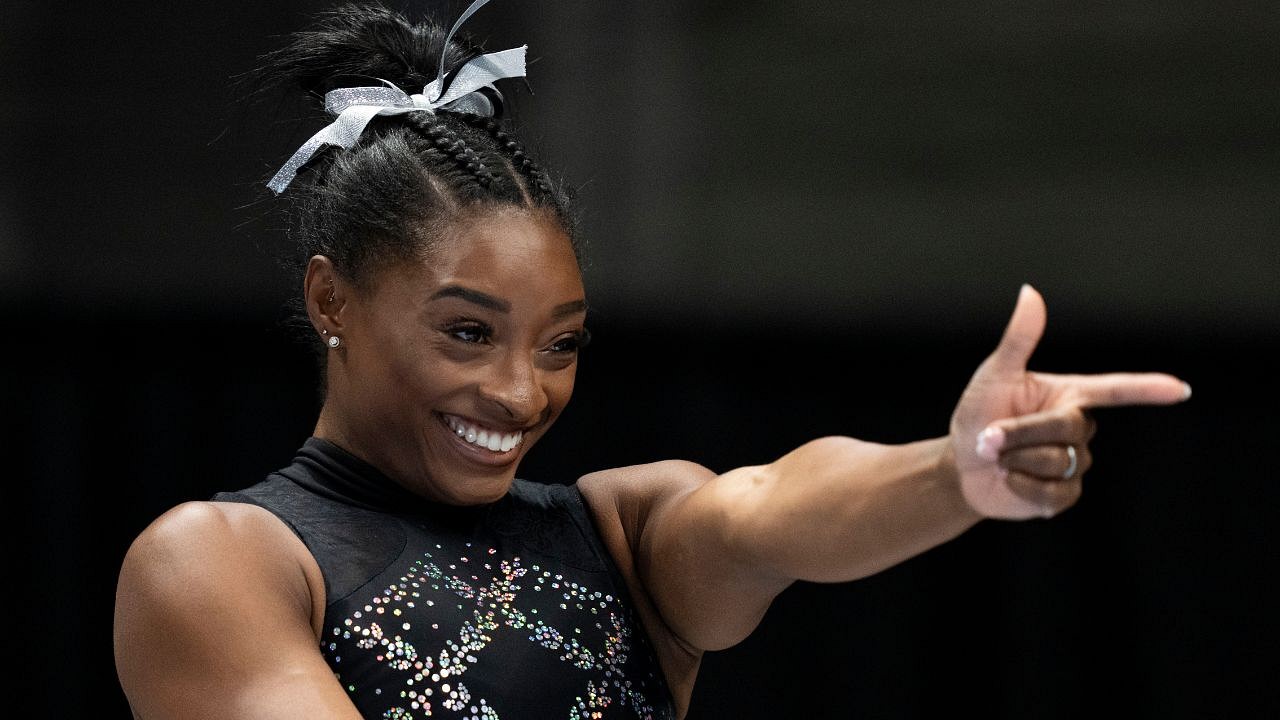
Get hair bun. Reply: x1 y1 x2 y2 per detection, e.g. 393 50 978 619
258 3 482 104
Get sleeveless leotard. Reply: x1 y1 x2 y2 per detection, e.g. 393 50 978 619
214 437 675 720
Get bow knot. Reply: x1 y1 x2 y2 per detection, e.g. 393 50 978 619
267 43 526 194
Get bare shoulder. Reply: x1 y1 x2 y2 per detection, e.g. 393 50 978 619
114 501 345 719
124 499 300 561
576 461 717 718
116 499 323 639
117 500 317 615
578 460 717 519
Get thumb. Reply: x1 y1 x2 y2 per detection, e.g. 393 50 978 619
987 284 1047 374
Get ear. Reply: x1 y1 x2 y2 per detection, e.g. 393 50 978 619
303 255 351 340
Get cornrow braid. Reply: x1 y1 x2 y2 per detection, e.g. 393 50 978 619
449 112 579 257
401 113 495 189
453 113 555 197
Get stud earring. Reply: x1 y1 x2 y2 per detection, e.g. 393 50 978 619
328 335 341 348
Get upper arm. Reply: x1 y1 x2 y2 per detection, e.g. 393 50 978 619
113 501 361 720
580 461 794 653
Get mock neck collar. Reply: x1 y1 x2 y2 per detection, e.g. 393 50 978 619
276 436 498 519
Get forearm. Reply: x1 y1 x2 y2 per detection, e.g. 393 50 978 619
724 435 981 583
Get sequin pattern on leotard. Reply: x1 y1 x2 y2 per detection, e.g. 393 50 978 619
327 543 663 719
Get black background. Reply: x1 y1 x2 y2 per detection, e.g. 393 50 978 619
6 1 1277 717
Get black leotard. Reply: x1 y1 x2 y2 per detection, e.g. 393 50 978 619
214 438 674 720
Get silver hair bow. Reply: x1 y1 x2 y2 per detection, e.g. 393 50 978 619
267 0 525 194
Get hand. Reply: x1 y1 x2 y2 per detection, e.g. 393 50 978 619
948 285 1190 520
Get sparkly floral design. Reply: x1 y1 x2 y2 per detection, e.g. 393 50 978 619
326 544 664 719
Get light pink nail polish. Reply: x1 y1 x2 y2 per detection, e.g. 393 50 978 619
975 426 1005 461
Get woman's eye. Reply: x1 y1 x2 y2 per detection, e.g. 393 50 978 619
448 324 491 344
548 329 591 354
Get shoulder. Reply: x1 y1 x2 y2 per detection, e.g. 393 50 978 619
577 460 717 521
115 502 331 717
575 459 784 655
116 497 330 653
122 500 302 574
573 461 717 711
116 500 323 640
115 502 351 718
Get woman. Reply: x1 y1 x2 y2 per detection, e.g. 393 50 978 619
112 4 1190 719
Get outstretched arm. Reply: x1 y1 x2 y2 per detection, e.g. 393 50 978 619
582 285 1190 653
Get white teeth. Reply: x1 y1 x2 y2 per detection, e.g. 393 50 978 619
444 414 523 453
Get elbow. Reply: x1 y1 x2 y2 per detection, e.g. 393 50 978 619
791 435 884 466
771 435 893 498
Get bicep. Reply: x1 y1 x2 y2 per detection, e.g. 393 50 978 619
113 502 361 720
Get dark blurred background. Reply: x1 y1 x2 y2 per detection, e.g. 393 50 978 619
6 0 1277 717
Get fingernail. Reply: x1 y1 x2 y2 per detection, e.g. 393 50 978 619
1181 382 1192 401
975 426 1005 460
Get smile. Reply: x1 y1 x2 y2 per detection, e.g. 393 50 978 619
441 413 525 453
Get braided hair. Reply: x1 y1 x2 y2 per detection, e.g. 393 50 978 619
258 3 579 295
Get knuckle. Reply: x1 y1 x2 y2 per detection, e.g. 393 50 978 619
1004 472 1035 499
1042 416 1068 441
1052 480 1083 509
1046 477 1080 505
1015 447 1052 475
1008 472 1064 506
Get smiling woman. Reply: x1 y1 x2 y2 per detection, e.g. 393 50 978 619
111 2 1191 720
308 208 588 506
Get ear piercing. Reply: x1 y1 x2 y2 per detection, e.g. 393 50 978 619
321 328 341 349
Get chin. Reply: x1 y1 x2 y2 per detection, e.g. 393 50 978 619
436 465 521 505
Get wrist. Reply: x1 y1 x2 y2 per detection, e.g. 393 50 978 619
932 435 984 524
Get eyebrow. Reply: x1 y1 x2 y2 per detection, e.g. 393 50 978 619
430 286 510 312
552 299 589 319
429 285 588 319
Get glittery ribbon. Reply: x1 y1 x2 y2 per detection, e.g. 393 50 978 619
267 0 525 194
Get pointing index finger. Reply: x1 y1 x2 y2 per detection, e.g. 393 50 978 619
1045 372 1192 408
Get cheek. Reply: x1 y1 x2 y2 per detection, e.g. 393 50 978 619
365 338 447 407
395 352 467 403
545 366 578 410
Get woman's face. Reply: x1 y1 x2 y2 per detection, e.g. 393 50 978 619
324 207 586 505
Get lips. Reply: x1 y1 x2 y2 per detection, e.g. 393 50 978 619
439 413 525 457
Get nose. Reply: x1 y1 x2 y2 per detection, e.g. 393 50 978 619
478 348 547 423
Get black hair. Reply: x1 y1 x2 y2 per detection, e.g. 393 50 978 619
258 3 579 298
